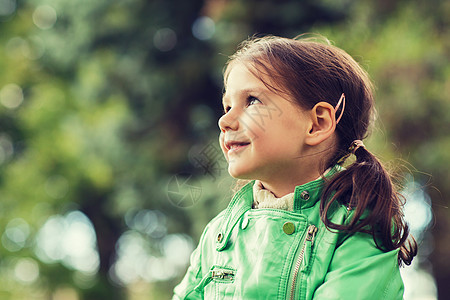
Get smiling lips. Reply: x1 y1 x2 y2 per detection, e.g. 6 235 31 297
224 140 250 153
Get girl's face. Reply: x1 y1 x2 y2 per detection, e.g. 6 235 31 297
218 62 311 183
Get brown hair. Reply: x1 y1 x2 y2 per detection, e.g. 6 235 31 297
226 35 417 265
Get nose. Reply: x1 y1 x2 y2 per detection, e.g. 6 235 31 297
218 110 239 132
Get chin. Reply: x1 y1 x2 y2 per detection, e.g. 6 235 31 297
228 166 255 180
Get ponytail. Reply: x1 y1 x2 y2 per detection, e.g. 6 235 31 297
321 141 417 266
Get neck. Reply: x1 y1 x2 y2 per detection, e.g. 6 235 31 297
250 140 336 198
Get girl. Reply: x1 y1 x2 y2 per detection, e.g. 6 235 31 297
173 35 417 299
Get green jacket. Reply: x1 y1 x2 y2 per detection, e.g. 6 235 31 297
173 170 404 299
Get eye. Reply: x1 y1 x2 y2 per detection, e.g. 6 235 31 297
247 96 261 107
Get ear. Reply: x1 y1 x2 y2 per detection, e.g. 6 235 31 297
305 102 336 146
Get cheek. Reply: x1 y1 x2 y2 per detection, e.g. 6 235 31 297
255 128 302 156
255 142 283 159
239 122 264 142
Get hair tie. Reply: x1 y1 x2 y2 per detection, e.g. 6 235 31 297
349 140 365 155
336 140 365 164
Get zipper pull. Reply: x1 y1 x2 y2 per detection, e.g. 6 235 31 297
301 225 317 271
212 269 235 281
194 267 236 292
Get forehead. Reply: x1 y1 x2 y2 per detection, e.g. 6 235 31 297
222 62 291 104
223 63 268 98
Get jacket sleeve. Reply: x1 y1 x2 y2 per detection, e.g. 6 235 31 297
172 246 203 300
173 223 211 300
312 231 404 300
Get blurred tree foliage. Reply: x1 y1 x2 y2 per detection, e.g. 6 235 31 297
0 0 448 299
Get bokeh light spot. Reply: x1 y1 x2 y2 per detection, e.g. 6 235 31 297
45 175 69 199
192 16 215 40
0 0 16 17
26 36 46 60
1 218 30 252
14 258 39 284
0 83 24 109
402 178 433 241
153 28 177 52
35 211 99 274
32 5 57 30
125 209 167 238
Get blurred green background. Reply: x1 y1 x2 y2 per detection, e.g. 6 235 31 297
0 0 448 299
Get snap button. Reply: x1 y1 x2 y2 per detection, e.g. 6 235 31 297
241 214 249 230
217 232 223 242
283 222 295 235
300 191 310 201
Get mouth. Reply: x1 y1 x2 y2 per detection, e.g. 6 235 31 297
224 140 250 153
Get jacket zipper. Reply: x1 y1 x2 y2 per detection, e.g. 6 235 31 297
290 224 317 300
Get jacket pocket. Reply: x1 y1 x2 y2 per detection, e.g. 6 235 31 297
194 266 236 294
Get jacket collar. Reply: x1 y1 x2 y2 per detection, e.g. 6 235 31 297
293 166 340 211
215 165 342 251
216 181 254 251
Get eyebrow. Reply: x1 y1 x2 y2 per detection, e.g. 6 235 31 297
222 87 269 104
